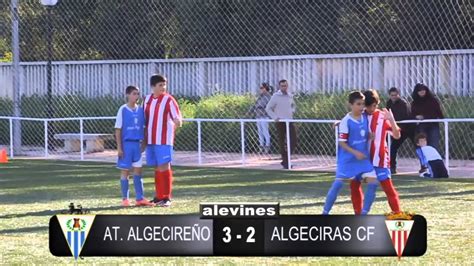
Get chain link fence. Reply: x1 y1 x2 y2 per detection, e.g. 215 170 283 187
0 0 473 175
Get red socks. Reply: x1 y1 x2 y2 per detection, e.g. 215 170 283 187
154 170 160 198
380 179 401 213
350 179 363 215
154 169 173 200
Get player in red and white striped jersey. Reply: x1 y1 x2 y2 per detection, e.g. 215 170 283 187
143 74 182 207
369 107 393 169
350 90 403 215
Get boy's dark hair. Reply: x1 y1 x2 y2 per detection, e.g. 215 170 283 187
150 74 167 86
363 89 380 106
415 133 428 144
125 85 139 94
348 91 365 104
279 79 288 85
388 87 400 94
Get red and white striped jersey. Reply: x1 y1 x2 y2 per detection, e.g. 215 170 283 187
368 110 392 168
144 93 182 146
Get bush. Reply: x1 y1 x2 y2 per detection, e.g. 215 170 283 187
0 93 472 158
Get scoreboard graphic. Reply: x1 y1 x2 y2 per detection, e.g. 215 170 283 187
49 203 427 259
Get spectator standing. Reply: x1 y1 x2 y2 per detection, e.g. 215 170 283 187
411 83 444 152
248 82 272 154
386 87 415 173
265 79 297 169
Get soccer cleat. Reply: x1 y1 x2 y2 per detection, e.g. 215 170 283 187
418 166 428 174
158 199 172 207
135 198 155 207
150 197 160 203
121 199 131 207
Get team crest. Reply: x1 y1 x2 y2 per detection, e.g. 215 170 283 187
385 213 415 260
360 129 366 137
57 215 96 260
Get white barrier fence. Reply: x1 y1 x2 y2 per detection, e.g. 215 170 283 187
0 50 473 98
1 116 473 177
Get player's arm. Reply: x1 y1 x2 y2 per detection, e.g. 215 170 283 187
339 141 366 160
115 128 123 158
170 97 183 128
114 107 123 158
382 108 401 140
142 108 148 152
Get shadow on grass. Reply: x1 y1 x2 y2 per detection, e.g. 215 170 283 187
282 189 474 209
2 160 473 210
0 226 49 234
0 205 125 219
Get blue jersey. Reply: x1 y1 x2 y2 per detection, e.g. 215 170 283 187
336 112 373 178
114 104 145 141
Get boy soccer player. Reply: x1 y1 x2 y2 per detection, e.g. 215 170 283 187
322 91 375 215
115 86 154 207
415 133 449 178
143 74 182 207
350 90 402 215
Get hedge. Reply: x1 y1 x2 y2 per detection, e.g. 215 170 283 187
0 93 472 159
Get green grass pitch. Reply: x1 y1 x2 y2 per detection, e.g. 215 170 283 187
0 160 473 264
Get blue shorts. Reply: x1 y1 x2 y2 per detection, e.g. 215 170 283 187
355 167 391 182
146 145 173 166
336 159 375 179
117 141 142 170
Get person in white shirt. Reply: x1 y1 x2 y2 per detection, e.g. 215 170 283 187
415 133 449 178
265 79 297 169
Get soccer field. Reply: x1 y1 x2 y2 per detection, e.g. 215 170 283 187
0 160 473 264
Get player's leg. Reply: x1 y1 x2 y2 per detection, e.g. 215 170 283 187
119 169 130 206
323 163 355 214
131 144 154 206
117 143 133 207
350 175 364 215
322 178 346 215
361 171 378 215
378 168 401 214
146 145 160 202
154 145 174 207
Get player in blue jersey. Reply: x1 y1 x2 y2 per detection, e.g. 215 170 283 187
115 86 154 207
322 91 376 214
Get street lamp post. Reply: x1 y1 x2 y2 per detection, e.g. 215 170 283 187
11 0 21 156
40 0 58 152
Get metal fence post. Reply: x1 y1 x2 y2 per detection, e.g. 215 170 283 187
444 120 450 173
9 118 14 158
286 121 291 169
80 118 84 160
241 121 245 165
197 120 202 165
44 120 48 158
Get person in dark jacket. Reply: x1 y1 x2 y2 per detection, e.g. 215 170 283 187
411 83 444 152
386 87 416 173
